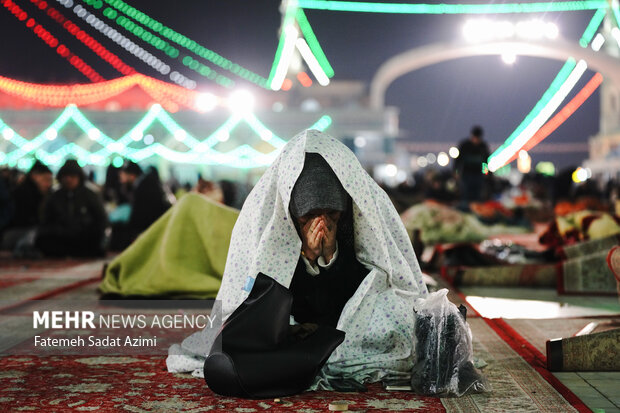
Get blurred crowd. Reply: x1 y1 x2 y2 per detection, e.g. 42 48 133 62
385 126 615 225
1 146 619 260
384 162 615 218
0 159 246 258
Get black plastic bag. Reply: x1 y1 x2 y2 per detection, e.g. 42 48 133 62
411 289 491 396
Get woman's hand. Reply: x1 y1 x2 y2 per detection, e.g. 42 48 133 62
321 215 338 262
299 211 340 264
301 217 324 264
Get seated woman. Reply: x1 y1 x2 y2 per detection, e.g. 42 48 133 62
168 129 428 387
288 153 369 327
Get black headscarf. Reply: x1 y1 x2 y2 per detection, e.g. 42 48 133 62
289 153 354 252
289 153 349 218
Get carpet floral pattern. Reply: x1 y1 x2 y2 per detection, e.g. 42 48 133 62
0 356 444 412
0 259 588 412
0 260 104 304
0 317 584 412
442 318 578 413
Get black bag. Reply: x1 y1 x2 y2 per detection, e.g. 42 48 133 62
411 291 490 397
204 273 345 399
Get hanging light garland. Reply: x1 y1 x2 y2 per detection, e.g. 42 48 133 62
0 104 333 168
579 8 607 47
0 74 212 112
105 11 180 59
295 8 334 78
54 1 173 79
488 59 576 165
488 60 589 171
85 0 335 90
98 9 233 87
38 0 203 90
292 0 612 169
297 1 609 14
27 0 135 75
489 8 609 170
6 0 611 170
2 0 104 82
77 0 268 88
503 72 603 165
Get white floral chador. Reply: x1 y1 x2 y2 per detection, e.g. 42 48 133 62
167 129 428 386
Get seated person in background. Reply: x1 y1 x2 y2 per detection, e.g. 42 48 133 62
0 171 13 235
102 164 128 205
194 178 224 203
1 161 53 253
194 178 241 208
108 161 171 251
36 159 107 257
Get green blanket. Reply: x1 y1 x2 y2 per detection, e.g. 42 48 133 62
100 193 239 298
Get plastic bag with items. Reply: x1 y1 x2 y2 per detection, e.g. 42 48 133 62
411 288 491 397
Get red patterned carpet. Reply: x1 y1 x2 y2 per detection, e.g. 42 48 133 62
0 258 593 412
0 257 93 269
0 356 445 412
0 258 103 306
0 318 587 412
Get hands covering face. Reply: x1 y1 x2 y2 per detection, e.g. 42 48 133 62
299 211 340 264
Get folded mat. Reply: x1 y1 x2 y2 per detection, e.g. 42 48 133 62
99 193 239 298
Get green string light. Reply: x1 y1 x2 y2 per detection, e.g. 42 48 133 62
295 9 334 77
613 5 620 28
82 0 103 10
182 56 235 88
309 114 333 130
489 59 576 161
87 2 233 87
0 106 332 169
297 1 609 14
82 0 270 88
490 6 607 165
267 1 300 87
112 156 124 167
579 8 607 47
113 13 179 58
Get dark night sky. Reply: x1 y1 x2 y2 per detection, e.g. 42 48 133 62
0 0 604 168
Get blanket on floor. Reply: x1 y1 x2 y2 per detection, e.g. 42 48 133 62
99 193 239 298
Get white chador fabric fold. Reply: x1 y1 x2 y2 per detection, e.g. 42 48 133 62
167 129 428 385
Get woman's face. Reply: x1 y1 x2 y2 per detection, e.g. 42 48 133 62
295 209 342 260
295 209 342 227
